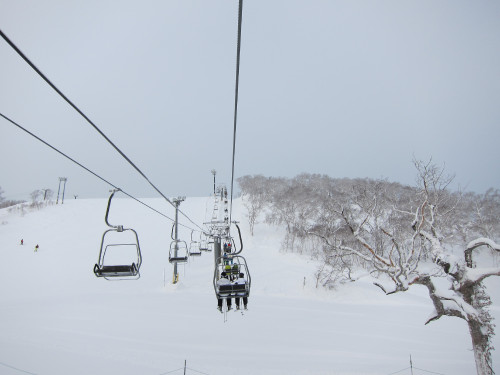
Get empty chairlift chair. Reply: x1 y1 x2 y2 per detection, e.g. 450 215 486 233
189 230 202 257
200 239 209 251
93 189 142 279
169 240 189 263
200 233 210 252
207 240 214 252
168 223 189 263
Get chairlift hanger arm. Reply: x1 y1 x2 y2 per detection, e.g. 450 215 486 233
233 223 244 255
105 188 121 229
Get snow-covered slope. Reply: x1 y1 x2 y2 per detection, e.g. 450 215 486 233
0 198 498 375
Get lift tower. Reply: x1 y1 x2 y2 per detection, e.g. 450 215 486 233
56 177 67 204
172 196 185 284
211 169 217 195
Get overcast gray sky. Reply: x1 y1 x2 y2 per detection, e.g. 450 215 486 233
1 0 499 201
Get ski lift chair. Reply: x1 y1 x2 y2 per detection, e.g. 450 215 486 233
94 189 142 280
207 240 214 252
200 239 209 251
189 230 202 256
169 240 189 263
214 255 251 299
200 233 210 251
189 243 202 256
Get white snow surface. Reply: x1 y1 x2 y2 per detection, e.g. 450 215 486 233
1 197 499 375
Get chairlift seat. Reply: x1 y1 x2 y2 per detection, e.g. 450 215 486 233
219 283 246 292
169 256 188 263
94 263 139 277
217 283 248 296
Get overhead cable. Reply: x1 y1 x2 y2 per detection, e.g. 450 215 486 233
157 368 184 375
387 367 411 375
413 367 446 375
186 367 211 375
0 112 203 231
0 360 38 375
229 0 243 226
0 28 204 233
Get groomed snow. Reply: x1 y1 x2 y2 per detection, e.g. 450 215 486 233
0 197 498 375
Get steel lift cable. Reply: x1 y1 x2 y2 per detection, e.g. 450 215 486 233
0 112 204 230
0 28 204 233
228 0 243 227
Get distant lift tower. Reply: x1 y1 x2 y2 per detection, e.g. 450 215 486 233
211 169 216 195
56 177 67 204
172 196 186 284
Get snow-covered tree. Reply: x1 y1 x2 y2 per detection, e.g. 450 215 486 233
238 171 500 370
30 189 42 203
266 174 329 252
42 188 54 201
408 160 499 375
0 186 25 209
309 160 500 375
238 175 270 235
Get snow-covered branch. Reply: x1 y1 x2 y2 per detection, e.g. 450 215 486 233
462 267 500 285
415 276 472 324
466 238 500 252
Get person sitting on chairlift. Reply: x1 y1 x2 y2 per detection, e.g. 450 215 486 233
217 272 232 312
234 272 248 310
230 264 239 281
